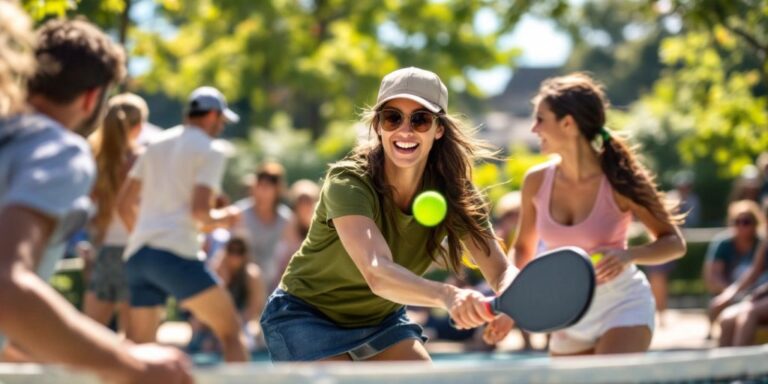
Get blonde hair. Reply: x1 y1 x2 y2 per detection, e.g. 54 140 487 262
89 93 148 243
0 0 35 116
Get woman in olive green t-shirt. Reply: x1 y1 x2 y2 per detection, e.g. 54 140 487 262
260 67 518 362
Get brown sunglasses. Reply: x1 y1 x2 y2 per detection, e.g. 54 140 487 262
377 108 440 133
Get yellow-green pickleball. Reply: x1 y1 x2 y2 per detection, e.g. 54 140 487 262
413 191 447 227
591 253 603 265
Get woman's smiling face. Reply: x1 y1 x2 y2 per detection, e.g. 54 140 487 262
530 100 568 155
377 98 444 171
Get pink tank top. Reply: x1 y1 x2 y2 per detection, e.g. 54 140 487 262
533 161 632 254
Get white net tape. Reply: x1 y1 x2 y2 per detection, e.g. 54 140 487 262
2 345 768 384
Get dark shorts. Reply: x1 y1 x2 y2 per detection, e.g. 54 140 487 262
260 289 427 361
644 260 677 275
125 246 219 307
87 246 128 302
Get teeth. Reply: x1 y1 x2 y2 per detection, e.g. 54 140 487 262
395 141 418 149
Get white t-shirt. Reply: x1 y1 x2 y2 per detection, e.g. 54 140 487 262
124 125 228 260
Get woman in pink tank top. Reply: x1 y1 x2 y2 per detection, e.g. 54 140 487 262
486 73 687 355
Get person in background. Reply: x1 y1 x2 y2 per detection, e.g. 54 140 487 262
272 179 321 288
230 162 292 291
719 278 768 347
646 170 700 326
202 193 234 265
82 93 148 334
118 86 248 362
487 191 534 350
493 191 522 247
669 170 701 228
0 11 191 382
704 200 767 338
729 165 762 204
188 237 265 353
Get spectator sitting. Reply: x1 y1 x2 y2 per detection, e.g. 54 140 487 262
718 204 768 346
188 237 265 353
704 200 767 337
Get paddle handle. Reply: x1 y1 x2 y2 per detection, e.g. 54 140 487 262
484 299 497 316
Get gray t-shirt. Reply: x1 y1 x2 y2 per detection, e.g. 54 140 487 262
231 198 292 284
0 113 95 346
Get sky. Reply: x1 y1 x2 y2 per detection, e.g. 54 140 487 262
468 12 572 96
129 2 572 98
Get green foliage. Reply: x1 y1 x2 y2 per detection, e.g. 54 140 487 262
669 0 768 89
221 112 358 199
472 146 549 208
660 0 768 165
121 0 571 192
561 0 666 106
22 0 74 20
623 27 767 223
22 0 128 26
130 1 561 139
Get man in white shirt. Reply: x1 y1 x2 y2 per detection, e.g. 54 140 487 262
118 86 249 362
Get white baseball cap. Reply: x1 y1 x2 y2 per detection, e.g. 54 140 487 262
187 86 240 123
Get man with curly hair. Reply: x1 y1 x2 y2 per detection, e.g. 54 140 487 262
0 8 192 383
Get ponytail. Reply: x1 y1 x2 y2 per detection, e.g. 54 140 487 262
89 93 148 243
600 132 684 225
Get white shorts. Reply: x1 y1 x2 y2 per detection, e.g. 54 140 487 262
550 265 655 354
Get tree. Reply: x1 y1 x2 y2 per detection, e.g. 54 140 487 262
621 0 768 223
130 0 572 139
560 0 667 107
670 0 768 92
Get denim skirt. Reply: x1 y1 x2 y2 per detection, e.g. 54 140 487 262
260 289 427 361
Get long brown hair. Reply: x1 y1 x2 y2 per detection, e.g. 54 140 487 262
332 107 497 273
89 93 148 243
534 73 684 225
0 0 34 117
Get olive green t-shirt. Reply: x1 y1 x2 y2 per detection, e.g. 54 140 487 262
279 164 445 327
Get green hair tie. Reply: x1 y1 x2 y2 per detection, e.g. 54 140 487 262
600 127 611 141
